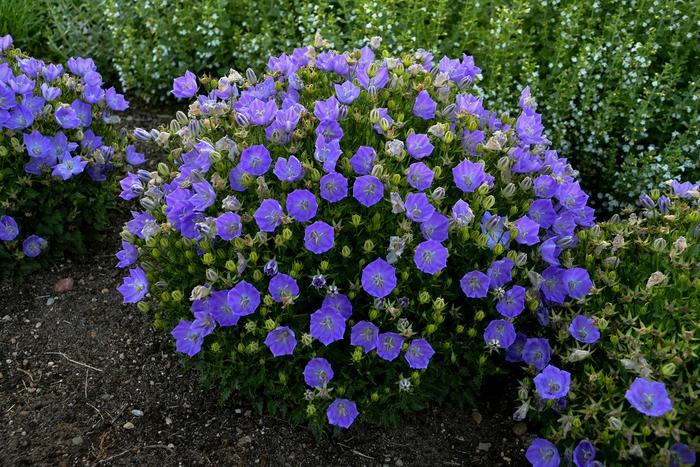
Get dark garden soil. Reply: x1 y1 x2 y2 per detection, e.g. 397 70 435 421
0 106 531 466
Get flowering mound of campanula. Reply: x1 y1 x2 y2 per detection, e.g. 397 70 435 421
514 182 699 466
0 35 135 270
117 42 596 433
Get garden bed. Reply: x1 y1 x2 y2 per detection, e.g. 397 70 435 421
0 220 529 466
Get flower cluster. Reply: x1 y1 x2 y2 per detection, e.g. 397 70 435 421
117 43 594 434
0 35 132 269
518 183 699 465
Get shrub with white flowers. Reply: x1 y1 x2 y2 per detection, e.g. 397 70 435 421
0 35 136 271
117 43 596 434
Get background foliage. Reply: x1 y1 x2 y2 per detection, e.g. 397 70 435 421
2 0 697 208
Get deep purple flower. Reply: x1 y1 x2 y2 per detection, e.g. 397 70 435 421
303 358 334 387
115 241 138 268
215 212 242 240
320 172 348 203
569 315 600 344
314 136 342 173
310 307 346 345
52 155 87 180
625 377 673 417
529 199 557 229
188 181 216 211
171 320 204 356
413 240 447 275
172 70 198 99
313 95 340 122
264 326 297 357
483 319 516 348
556 182 589 211
268 273 299 304
323 293 352 319
334 81 360 104
534 365 571 400
312 273 327 287
349 146 376 175
0 34 12 52
327 398 358 429
55 105 80 129
516 112 546 145
670 180 698 198
573 440 596 467
23 130 52 158
514 215 541 245
407 162 434 191
451 199 474 227
206 290 238 327
117 266 148 303
361 258 396 298
540 266 566 304
377 332 405 361
670 443 696 467
534 175 557 198
273 155 304 181
420 212 449 242
254 199 283 232
353 175 384 207
240 144 272 176
227 280 260 317
0 215 19 241
526 438 560 467
264 259 279 276
406 133 434 159
523 338 551 371
413 90 436 119
119 173 142 201
105 87 128 111
460 271 490 298
248 98 277 125
350 320 378 353
505 332 527 363
452 159 492 192
286 189 318 222
562 267 593 299
539 237 562 266
304 221 334 254
5 105 34 130
487 258 514 289
125 145 146 165
404 192 435 223
404 338 435 369
496 285 526 318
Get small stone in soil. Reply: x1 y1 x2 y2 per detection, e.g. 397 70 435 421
513 422 527 436
71 436 83 446
471 410 482 425
123 422 135 430
131 409 144 417
54 277 75 293
237 435 252 447
478 442 491 451
46 297 55 306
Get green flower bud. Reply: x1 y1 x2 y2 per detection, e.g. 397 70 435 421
264 295 274 306
253 269 263 282
363 239 375 253
474 310 485 321
370 392 379 402
249 250 259 262
246 342 259 354
661 362 676 376
493 243 504 255
482 195 495 210
650 189 660 201
369 309 379 320
157 162 170 177
433 297 446 312
282 228 293 241
456 325 464 334
379 118 390 132
341 245 352 257
351 346 363 362
390 173 402 186
264 319 276 330
425 324 437 334
351 214 362 227
225 260 237 271
171 290 184 302
210 342 221 353
137 301 150 313
205 268 218 283
467 327 477 337
444 130 455 144
369 108 381 123
237 343 246 353
306 404 316 416
244 321 256 332
418 291 431 304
